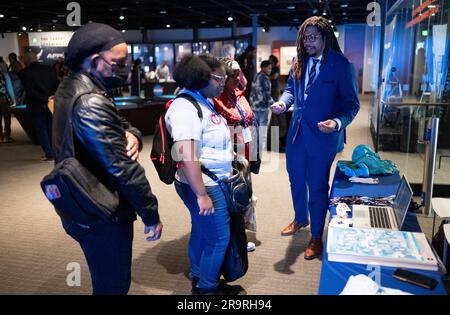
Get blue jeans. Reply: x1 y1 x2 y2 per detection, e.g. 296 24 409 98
61 218 134 295
175 181 230 291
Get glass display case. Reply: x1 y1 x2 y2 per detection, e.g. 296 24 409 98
369 0 450 192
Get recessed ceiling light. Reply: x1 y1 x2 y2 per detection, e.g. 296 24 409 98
292 18 299 22
22 26 27 31
340 4 348 8
215 24 220 28
119 15 125 20
0 14 4 18
160 10 167 14
122 29 126 33
166 24 171 28
228 16 233 21
201 21 206 24
287 6 295 10
38 29 42 32
342 12 347 16
322 11 327 16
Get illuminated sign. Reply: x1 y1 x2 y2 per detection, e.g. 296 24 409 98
406 4 440 29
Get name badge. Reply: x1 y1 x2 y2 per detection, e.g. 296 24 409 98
242 127 252 143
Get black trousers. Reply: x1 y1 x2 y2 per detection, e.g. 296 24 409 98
61 218 134 295
0 97 11 138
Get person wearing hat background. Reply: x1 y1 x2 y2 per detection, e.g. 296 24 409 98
52 23 163 295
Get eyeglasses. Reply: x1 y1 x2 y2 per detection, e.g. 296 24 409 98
211 73 228 84
99 54 131 68
302 34 322 43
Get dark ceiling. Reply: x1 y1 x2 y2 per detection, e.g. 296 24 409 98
0 0 385 33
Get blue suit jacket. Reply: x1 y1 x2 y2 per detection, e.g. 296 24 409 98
280 49 360 156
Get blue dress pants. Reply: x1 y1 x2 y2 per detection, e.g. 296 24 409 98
285 126 335 239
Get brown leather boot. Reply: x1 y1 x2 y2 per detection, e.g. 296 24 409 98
281 220 309 236
304 238 323 260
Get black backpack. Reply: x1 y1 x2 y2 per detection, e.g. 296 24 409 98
151 93 202 184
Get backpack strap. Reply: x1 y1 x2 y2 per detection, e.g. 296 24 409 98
175 93 203 120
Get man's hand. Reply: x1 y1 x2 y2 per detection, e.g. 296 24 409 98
197 195 214 216
144 222 163 241
125 131 139 160
317 120 337 134
270 101 286 115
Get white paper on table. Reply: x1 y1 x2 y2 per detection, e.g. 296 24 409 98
340 274 412 295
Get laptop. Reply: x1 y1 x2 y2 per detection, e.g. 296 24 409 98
352 176 413 230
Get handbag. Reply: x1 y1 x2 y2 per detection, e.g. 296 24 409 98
41 158 119 225
198 163 250 282
221 210 248 282
201 160 251 213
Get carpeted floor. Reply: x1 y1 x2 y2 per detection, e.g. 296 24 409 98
0 96 447 294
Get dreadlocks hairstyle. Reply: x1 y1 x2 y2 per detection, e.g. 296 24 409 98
292 16 343 80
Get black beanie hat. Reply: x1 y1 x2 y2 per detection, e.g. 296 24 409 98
65 23 126 71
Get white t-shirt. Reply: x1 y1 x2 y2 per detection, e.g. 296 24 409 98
165 96 233 186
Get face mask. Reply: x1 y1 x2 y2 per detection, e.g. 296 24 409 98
96 55 131 89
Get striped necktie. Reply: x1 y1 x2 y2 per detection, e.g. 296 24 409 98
304 58 320 96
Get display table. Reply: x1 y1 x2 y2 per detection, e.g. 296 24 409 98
10 104 39 144
318 167 447 295
11 95 176 143
114 96 172 135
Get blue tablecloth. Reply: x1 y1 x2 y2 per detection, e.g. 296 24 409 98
318 168 447 295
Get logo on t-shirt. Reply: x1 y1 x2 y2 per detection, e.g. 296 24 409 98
210 113 222 125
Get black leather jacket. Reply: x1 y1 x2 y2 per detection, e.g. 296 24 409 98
53 72 159 226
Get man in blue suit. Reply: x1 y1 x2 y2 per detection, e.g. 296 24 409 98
271 16 359 260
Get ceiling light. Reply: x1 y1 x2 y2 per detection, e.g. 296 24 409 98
322 10 327 16
287 6 295 10
160 10 167 14
122 29 126 33
328 20 332 23
342 12 347 16
166 24 171 28
0 14 4 18
228 16 233 22
292 18 299 22
428 5 436 8
119 15 125 20
30 28 33 31
22 26 27 31
312 8 318 14
340 4 348 8
37 29 42 32
201 20 207 24
216 24 220 27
